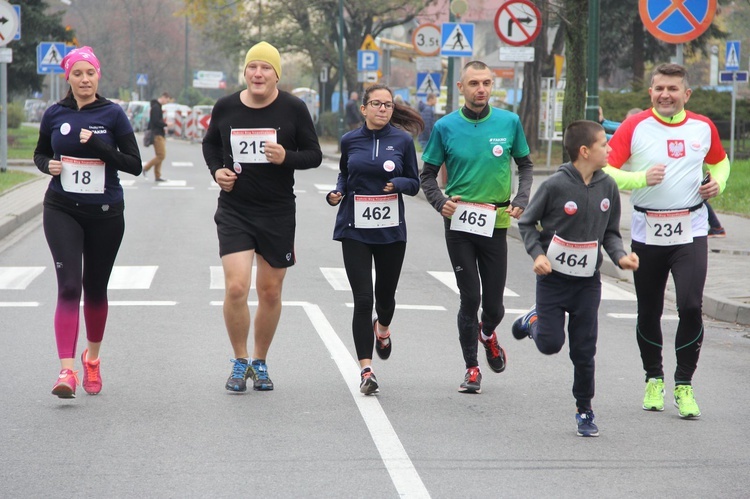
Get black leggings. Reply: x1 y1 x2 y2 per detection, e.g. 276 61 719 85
43 205 124 359
632 238 707 384
341 238 406 361
444 219 508 368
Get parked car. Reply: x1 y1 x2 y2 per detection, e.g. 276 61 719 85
126 100 150 132
24 99 47 122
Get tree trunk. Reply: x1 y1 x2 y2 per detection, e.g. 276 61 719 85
561 0 589 162
632 13 645 90
519 0 549 154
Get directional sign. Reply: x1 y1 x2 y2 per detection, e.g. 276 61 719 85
725 41 740 71
357 50 379 71
412 23 441 57
12 4 19 41
719 71 748 83
416 72 441 97
37 42 67 74
494 0 542 46
0 0 19 47
639 0 716 44
499 46 535 62
441 22 474 57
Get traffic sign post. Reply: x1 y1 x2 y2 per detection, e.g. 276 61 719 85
0 0 20 173
494 0 542 46
412 23 441 57
639 0 716 64
441 22 474 57
719 69 748 165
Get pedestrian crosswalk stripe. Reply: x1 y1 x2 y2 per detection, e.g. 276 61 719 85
345 303 446 311
0 267 44 290
108 266 158 289
171 161 193 167
601 281 636 301
608 313 678 320
0 302 40 307
427 271 519 297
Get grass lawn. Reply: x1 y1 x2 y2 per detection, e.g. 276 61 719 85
0 169 38 194
710 158 749 216
7 125 38 161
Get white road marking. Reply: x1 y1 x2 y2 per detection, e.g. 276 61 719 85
601 281 637 301
0 266 44 290
120 179 136 187
315 183 337 193
171 161 193 167
345 303 446 311
105 301 177 306
301 301 431 499
0 302 40 307
427 271 519 297
608 313 679 320
108 266 158 289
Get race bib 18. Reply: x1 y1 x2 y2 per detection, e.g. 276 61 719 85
60 156 105 194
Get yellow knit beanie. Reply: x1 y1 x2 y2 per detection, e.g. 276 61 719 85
244 42 281 79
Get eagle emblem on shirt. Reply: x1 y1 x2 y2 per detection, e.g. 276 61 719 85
667 140 685 158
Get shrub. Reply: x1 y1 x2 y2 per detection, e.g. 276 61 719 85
7 102 24 129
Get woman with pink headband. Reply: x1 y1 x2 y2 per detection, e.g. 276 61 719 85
33 46 142 399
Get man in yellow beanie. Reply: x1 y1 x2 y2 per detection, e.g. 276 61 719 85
203 41 322 393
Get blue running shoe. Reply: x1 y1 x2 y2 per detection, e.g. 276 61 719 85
226 358 250 392
576 410 599 437
512 306 537 340
250 359 274 391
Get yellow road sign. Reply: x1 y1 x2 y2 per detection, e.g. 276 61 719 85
361 34 379 51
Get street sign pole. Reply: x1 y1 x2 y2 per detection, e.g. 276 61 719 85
731 76 736 164
1 61 7 172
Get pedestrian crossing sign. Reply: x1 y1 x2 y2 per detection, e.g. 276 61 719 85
725 41 740 71
416 72 441 97
441 22 474 57
36 42 68 74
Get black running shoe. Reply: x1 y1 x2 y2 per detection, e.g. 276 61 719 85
478 324 507 373
225 358 250 392
360 367 379 395
458 367 482 393
576 410 599 437
250 359 274 391
512 306 537 340
373 317 392 360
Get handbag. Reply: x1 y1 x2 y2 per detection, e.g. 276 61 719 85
143 129 154 147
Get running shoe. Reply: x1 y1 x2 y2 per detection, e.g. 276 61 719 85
225 358 250 392
360 367 379 395
373 317 392 360
642 377 665 411
458 367 482 393
52 369 79 399
250 359 274 391
478 324 507 373
707 227 726 238
81 349 102 395
674 385 701 418
512 306 537 340
576 410 599 437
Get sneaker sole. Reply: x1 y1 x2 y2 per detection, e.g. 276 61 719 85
360 381 379 395
254 384 274 391
674 401 701 418
576 430 600 437
457 387 482 394
52 383 75 399
642 404 665 412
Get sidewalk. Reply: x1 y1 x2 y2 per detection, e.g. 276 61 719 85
2 146 749 325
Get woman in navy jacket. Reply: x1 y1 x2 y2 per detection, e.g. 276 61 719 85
327 85 423 395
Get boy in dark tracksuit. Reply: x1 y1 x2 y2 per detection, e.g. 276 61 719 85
513 121 640 437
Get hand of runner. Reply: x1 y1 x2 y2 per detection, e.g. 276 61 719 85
533 254 552 275
327 191 343 205
441 195 461 217
265 142 286 165
506 204 524 219
698 177 719 199
79 128 93 144
619 252 640 271
215 168 238 192
48 160 62 176
383 182 395 193
645 164 666 186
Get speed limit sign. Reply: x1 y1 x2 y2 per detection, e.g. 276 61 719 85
412 23 441 56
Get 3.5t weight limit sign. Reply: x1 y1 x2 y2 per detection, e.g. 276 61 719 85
412 23 441 56
494 0 542 46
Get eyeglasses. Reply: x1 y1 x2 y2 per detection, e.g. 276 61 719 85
366 100 394 110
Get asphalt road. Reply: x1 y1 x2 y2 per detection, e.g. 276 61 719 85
1 139 748 498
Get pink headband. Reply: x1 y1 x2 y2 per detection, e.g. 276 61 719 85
61 46 101 81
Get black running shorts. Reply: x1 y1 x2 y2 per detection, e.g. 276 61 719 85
214 199 296 268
